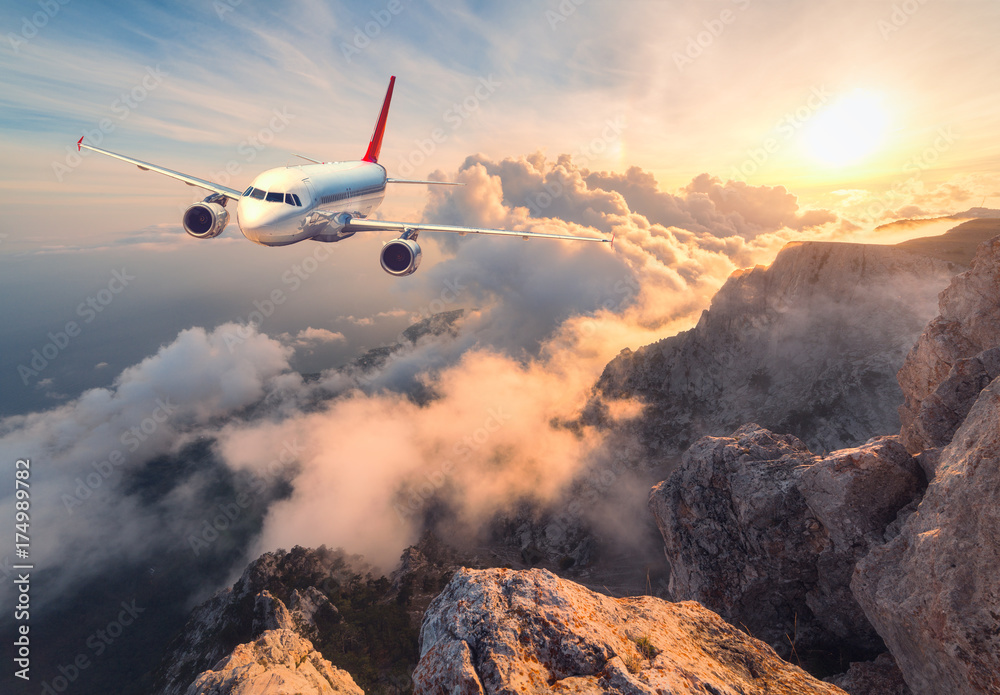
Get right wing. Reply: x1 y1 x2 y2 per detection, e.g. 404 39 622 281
77 138 244 201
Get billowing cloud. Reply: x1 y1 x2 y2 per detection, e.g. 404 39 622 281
430 154 838 240
0 324 297 603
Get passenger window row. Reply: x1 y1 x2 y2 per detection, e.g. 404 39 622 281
318 184 381 206
242 187 302 207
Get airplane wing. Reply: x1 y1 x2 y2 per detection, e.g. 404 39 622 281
77 138 244 201
386 178 464 186
343 217 610 243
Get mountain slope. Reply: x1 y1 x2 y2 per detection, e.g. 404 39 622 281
593 241 958 459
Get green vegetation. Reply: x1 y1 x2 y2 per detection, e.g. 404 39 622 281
634 634 658 660
313 573 420 694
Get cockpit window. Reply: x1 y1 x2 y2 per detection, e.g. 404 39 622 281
285 193 299 207
265 191 284 203
243 186 253 197
292 194 302 206
250 188 265 200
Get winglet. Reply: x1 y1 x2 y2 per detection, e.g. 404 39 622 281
610 232 616 250
362 76 395 164
77 136 84 151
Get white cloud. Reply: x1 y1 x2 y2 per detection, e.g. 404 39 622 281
279 327 347 350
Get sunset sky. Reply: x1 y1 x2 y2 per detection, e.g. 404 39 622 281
2 0 998 246
1 0 999 415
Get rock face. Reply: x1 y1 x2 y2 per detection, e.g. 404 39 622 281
413 567 847 694
852 376 1000 694
153 542 467 695
649 425 924 668
644 235 1000 694
897 236 1000 461
848 236 1000 695
153 547 351 695
169 589 362 695
594 242 956 459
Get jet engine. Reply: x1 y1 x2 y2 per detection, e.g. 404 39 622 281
380 238 422 276
183 201 229 239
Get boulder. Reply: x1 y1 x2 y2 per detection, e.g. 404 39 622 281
852 376 1000 694
413 567 846 694
649 425 923 666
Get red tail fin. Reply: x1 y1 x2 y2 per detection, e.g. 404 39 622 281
363 76 395 163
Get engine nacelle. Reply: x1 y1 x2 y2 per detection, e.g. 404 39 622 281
380 238 422 276
183 202 229 239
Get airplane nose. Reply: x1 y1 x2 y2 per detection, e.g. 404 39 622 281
237 199 302 246
237 199 270 244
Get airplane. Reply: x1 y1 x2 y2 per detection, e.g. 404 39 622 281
78 75 610 276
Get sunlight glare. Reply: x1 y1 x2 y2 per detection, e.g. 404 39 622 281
803 91 889 167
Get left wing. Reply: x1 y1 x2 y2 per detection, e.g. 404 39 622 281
77 138 244 201
386 178 464 186
343 217 610 243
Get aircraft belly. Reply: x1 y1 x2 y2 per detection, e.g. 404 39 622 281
238 220 315 247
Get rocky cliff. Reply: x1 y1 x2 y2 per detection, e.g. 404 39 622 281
152 545 434 695
851 235 1000 695
183 591 363 695
896 235 1000 461
413 567 847 694
594 242 957 459
648 425 924 671
647 234 1000 695
853 375 1000 694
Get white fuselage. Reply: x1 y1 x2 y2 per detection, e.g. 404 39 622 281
237 160 387 246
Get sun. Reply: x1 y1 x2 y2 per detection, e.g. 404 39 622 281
803 90 889 167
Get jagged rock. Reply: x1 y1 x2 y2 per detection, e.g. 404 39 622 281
852 376 1000 695
908 346 1000 475
796 437 926 645
594 242 956 460
388 532 471 630
287 587 339 640
649 425 924 667
253 590 297 633
897 236 1000 459
413 567 846 694
826 652 911 695
185 627 363 695
152 546 374 695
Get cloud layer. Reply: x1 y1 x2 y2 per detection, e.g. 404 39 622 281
0 154 887 602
